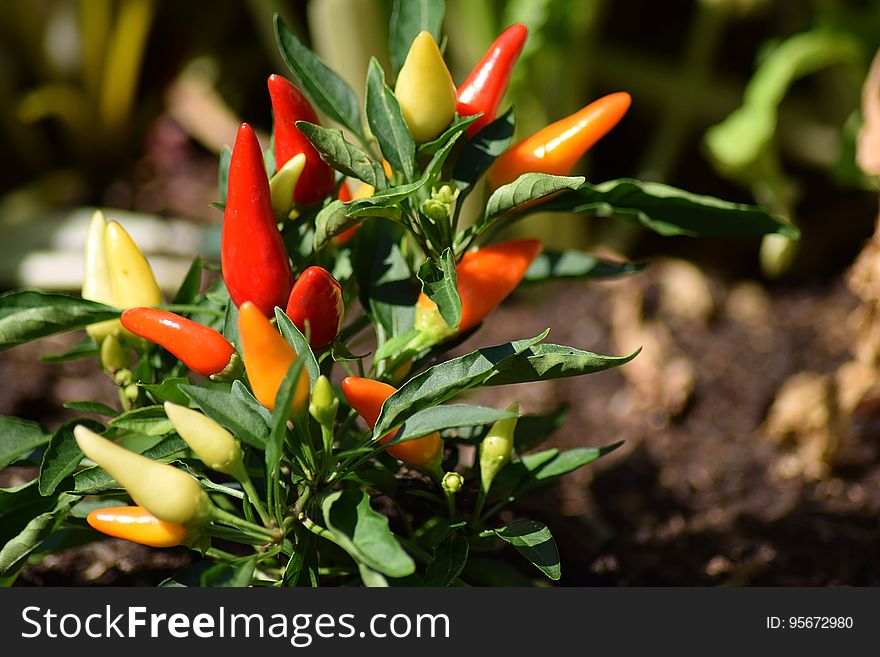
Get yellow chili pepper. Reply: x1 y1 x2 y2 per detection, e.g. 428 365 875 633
74 425 211 525
394 31 456 143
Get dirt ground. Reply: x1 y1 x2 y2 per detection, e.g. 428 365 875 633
4 258 879 586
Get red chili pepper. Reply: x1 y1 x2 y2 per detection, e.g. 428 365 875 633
456 23 528 137
120 307 239 379
268 74 335 206
487 92 631 189
341 377 443 468
221 122 293 316
285 266 344 351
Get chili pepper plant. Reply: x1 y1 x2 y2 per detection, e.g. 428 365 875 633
0 5 797 587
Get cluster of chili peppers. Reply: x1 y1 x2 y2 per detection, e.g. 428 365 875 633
76 22 631 551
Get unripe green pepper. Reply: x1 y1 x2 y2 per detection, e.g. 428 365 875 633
479 402 519 493
309 375 339 427
394 31 456 143
163 402 245 478
74 425 211 526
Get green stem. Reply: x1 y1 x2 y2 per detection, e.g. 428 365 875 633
471 487 487 527
444 490 456 520
239 471 272 526
211 506 277 541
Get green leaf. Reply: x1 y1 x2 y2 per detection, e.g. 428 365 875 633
441 404 568 452
453 107 516 198
485 344 640 387
354 224 417 336
373 331 548 438
524 250 644 283
0 416 49 468
71 435 189 495
231 381 273 426
222 293 240 352
322 489 415 577
274 308 320 385
423 533 468 586
140 377 192 406
365 57 415 180
417 248 460 330
38 419 102 496
418 113 481 155
494 520 560 580
346 178 426 213
0 493 77 576
514 404 569 452
297 122 386 188
173 257 203 305
0 291 118 350
540 178 799 239
265 358 306 491
495 444 624 497
218 145 232 206
374 328 419 362
274 15 364 140
200 555 257 587
314 200 359 250
39 336 99 363
330 340 369 362
390 404 517 446
389 0 445 75
180 384 269 449
485 173 585 223
63 400 117 416
109 405 174 437
283 530 319 587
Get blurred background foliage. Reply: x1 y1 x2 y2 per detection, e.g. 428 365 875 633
0 0 878 289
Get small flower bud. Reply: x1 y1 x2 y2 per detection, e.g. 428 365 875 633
441 471 464 494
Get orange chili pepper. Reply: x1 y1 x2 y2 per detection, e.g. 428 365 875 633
487 92 631 189
238 301 310 415
415 239 542 340
87 505 189 548
341 377 443 468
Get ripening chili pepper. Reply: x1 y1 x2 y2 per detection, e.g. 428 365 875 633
334 180 377 245
120 307 240 380
82 210 120 344
268 74 335 206
414 239 542 343
238 301 310 415
164 402 245 478
269 153 306 219
285 266 344 351
87 505 190 548
487 92 632 189
479 402 518 493
104 220 163 310
341 377 443 469
394 31 457 143
221 123 293 316
74 425 211 525
456 23 528 137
